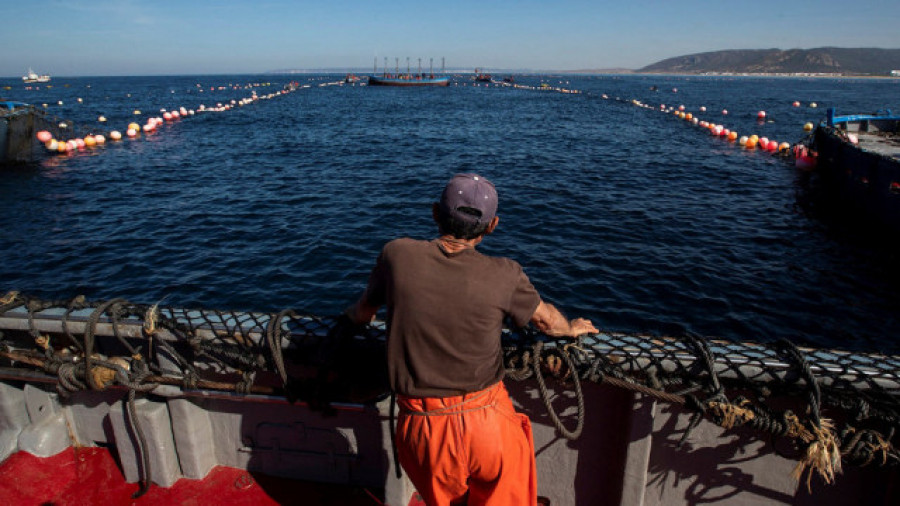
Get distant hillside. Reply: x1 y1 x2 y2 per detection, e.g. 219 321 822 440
639 48 900 75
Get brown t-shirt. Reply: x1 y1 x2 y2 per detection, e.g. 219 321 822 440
364 238 541 397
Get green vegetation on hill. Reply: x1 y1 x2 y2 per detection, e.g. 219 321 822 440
639 48 900 75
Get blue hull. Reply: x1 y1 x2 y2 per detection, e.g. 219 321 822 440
368 76 450 87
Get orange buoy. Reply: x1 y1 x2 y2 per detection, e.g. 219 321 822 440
57 141 68 153
128 122 140 132
803 122 814 131
36 130 52 143
84 136 97 148
727 131 738 141
778 142 790 152
685 113 693 120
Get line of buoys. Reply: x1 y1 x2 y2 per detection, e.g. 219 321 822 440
34 79 307 156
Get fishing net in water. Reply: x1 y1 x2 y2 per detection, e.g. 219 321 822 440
0 292 898 491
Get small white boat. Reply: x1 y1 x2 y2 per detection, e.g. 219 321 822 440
22 68 50 83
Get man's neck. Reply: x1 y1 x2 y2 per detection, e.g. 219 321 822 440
437 235 481 253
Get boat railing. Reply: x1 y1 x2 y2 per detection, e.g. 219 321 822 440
826 107 899 128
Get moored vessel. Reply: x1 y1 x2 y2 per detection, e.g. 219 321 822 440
807 108 900 232
369 57 450 87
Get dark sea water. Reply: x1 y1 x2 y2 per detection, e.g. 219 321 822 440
2 74 900 353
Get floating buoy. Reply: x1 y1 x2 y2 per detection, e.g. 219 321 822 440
778 142 790 152
792 101 800 107
58 122 67 129
36 131 52 143
57 142 68 153
746 136 758 148
128 122 140 132
766 140 778 151
757 111 766 119
699 106 707 112
172 111 181 119
685 113 693 120
126 128 137 138
74 138 86 150
847 133 859 144
77 98 83 103
803 122 814 132
95 135 106 145
739 136 749 146
810 103 818 108
57 101 63 105
143 123 155 132
66 140 78 151
163 112 173 121
45 139 58 151
678 105 685 111
110 131 122 141
133 110 141 115
727 131 738 141
84 136 97 148
722 109 728 115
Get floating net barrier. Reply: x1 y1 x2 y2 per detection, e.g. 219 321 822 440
1 292 898 492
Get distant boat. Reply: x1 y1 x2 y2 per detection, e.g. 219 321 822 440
367 75 449 87
474 68 492 82
369 57 450 87
22 68 50 83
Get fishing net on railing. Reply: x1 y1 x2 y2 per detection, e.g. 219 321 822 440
0 292 898 491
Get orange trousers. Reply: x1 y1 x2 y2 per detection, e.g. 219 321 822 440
396 381 537 506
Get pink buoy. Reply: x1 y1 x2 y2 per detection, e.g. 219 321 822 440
75 138 86 150
722 109 728 115
126 128 137 138
757 111 766 119
95 135 106 145
110 131 122 141
678 105 685 111
792 101 800 107
36 130 53 143
172 111 181 119
699 106 707 112
766 140 778 151
163 112 173 121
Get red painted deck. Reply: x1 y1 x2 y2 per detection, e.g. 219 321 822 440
0 447 423 505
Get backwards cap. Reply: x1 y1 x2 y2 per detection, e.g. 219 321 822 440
439 173 498 226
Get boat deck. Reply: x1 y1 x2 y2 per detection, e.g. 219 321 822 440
858 132 900 159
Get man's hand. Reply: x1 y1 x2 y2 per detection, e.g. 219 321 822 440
531 300 598 338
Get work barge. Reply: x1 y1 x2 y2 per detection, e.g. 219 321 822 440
0 294 897 505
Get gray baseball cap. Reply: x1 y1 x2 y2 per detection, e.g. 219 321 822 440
439 173 498 226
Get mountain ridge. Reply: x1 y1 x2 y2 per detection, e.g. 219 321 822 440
637 47 900 75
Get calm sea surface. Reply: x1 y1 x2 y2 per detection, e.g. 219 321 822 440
2 74 899 353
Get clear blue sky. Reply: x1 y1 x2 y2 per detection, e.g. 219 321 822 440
2 0 899 77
